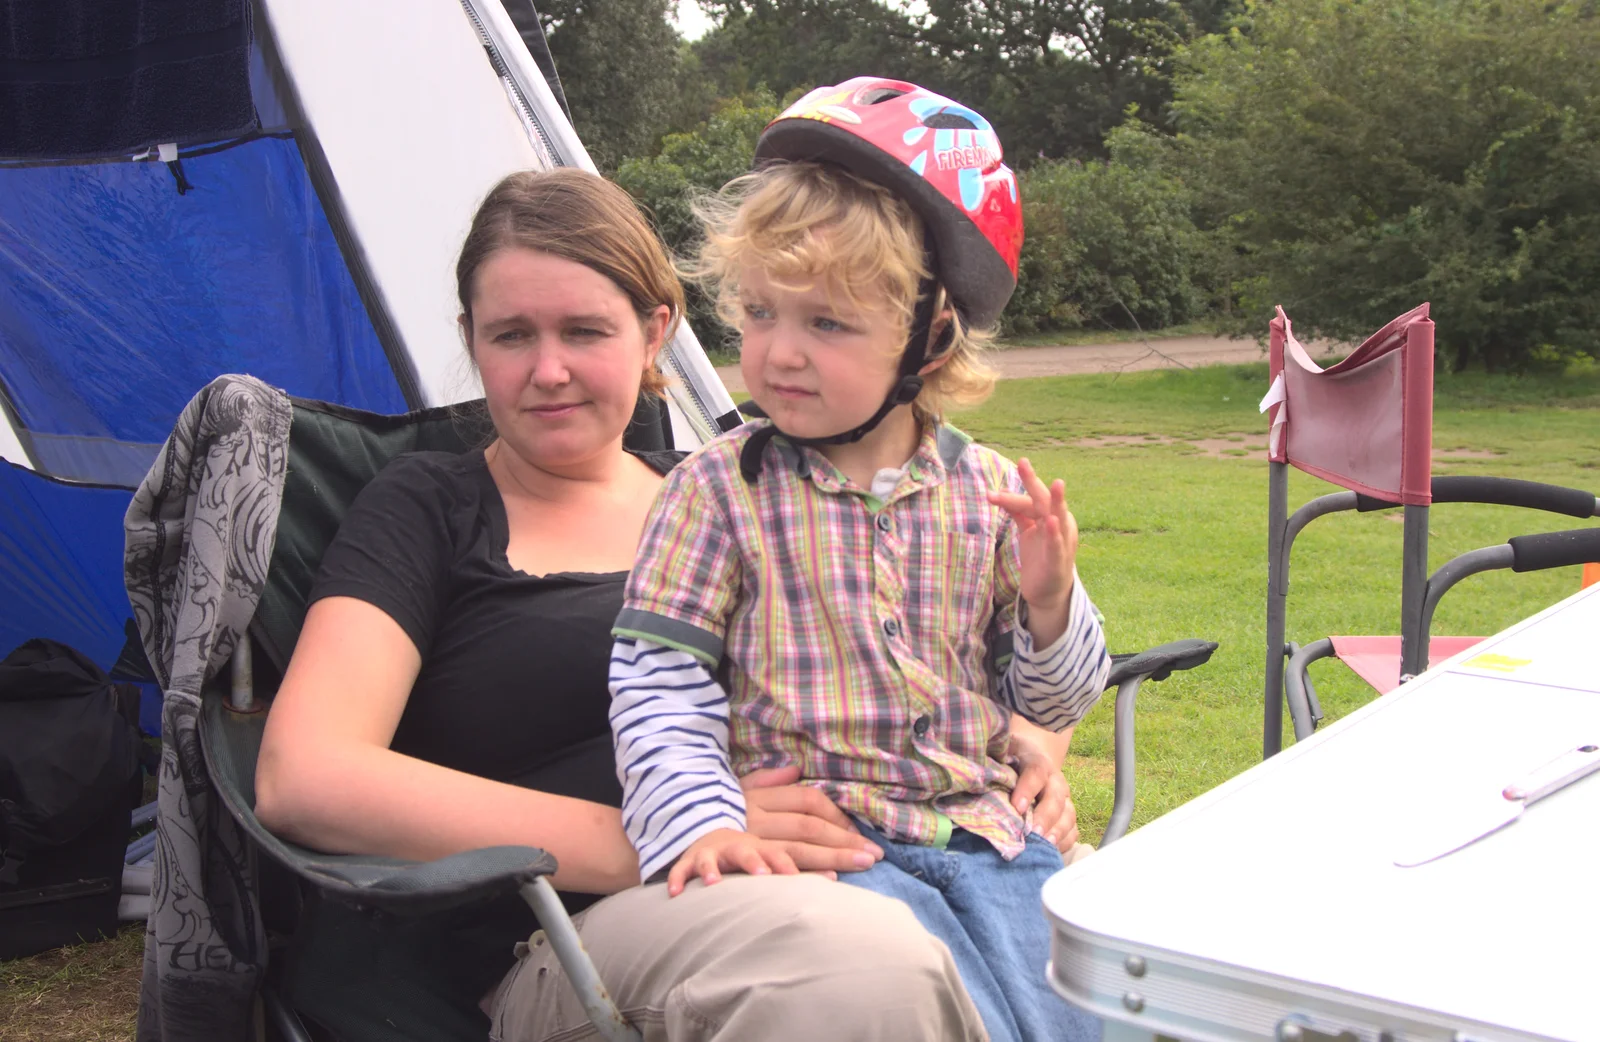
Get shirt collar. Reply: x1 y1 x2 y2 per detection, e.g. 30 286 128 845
763 421 972 496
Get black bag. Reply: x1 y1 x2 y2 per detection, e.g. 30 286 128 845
0 639 144 959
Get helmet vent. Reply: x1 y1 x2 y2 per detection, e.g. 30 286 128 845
858 88 909 105
922 112 977 130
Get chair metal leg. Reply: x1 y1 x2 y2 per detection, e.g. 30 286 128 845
1101 674 1148 846
1264 461 1290 758
1302 666 1324 728
1268 489 1359 758
230 641 255 712
519 876 641 1042
1399 505 1430 681
262 984 316 1042
1285 639 1335 741
1420 544 1515 651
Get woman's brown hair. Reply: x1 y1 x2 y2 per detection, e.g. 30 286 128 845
456 168 683 398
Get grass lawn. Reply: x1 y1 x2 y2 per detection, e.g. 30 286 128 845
954 362 1600 839
3 362 1595 1038
0 925 143 1041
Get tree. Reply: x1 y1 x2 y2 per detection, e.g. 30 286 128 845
1171 0 1600 370
690 0 941 106
615 94 782 346
918 0 1188 161
1006 124 1211 335
534 0 685 172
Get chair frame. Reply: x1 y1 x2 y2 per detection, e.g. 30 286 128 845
1261 305 1600 756
221 637 1218 1042
1269 486 1600 746
212 641 642 1042
186 393 1219 1042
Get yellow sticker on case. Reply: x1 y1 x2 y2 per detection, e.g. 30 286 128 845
1462 653 1534 673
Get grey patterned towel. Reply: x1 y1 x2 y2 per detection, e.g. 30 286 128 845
124 375 292 1042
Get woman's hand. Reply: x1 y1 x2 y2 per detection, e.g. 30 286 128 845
742 766 883 873
1007 715 1080 853
987 457 1079 647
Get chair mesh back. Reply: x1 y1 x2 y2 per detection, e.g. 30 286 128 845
251 394 673 673
1267 303 1434 505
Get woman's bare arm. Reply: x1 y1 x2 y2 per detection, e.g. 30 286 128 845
255 596 640 895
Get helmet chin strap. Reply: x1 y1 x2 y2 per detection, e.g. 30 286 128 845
739 278 953 483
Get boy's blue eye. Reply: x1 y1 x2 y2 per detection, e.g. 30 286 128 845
813 316 845 333
744 302 774 321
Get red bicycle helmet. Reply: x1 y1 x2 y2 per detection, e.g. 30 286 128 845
753 77 1022 330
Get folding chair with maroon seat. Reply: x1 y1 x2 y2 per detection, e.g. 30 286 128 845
1260 303 1600 756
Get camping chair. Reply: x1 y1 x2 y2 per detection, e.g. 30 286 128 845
144 376 1214 1042
1260 304 1600 756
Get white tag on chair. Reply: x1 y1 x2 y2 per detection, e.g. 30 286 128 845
1259 373 1287 455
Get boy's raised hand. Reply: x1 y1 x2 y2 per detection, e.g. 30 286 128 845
667 827 804 897
986 457 1078 648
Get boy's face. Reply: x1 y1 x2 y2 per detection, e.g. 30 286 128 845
737 265 906 439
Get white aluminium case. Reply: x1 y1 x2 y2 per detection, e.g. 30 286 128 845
1045 587 1600 1042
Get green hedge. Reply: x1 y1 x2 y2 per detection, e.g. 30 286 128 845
1168 0 1600 370
616 95 781 353
1006 129 1212 336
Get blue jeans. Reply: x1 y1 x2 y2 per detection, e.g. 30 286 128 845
838 822 1101 1042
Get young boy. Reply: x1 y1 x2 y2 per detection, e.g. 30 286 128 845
609 79 1110 1042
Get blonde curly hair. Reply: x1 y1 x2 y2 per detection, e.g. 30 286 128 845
687 161 996 423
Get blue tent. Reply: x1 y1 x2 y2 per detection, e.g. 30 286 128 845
0 0 734 732
1 27 406 726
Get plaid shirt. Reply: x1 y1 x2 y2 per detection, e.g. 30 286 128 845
611 421 1111 880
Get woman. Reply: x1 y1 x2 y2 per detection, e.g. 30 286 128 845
255 168 1082 1042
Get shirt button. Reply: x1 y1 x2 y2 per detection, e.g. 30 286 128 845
913 715 931 736
876 513 892 533
882 618 900 638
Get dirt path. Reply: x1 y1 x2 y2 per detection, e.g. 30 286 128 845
715 334 1344 392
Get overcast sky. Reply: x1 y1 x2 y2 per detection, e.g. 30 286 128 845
675 0 713 40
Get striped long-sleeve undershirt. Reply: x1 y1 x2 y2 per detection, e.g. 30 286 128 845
609 637 745 882
995 574 1111 730
608 579 1110 883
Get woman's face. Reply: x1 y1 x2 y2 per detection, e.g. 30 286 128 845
465 248 667 473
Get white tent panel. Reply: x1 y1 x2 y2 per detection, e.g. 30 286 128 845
467 0 738 443
260 0 547 408
464 0 593 170
0 409 30 470
261 0 736 444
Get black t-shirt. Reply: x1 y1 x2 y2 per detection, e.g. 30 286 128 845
310 448 680 804
285 447 682 1042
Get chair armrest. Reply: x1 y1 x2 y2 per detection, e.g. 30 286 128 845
1357 476 1598 518
1107 638 1218 687
1420 528 1599 643
1509 527 1600 572
200 692 557 916
297 845 559 915
1100 638 1218 847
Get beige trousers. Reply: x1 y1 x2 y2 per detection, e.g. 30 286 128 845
486 873 988 1042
